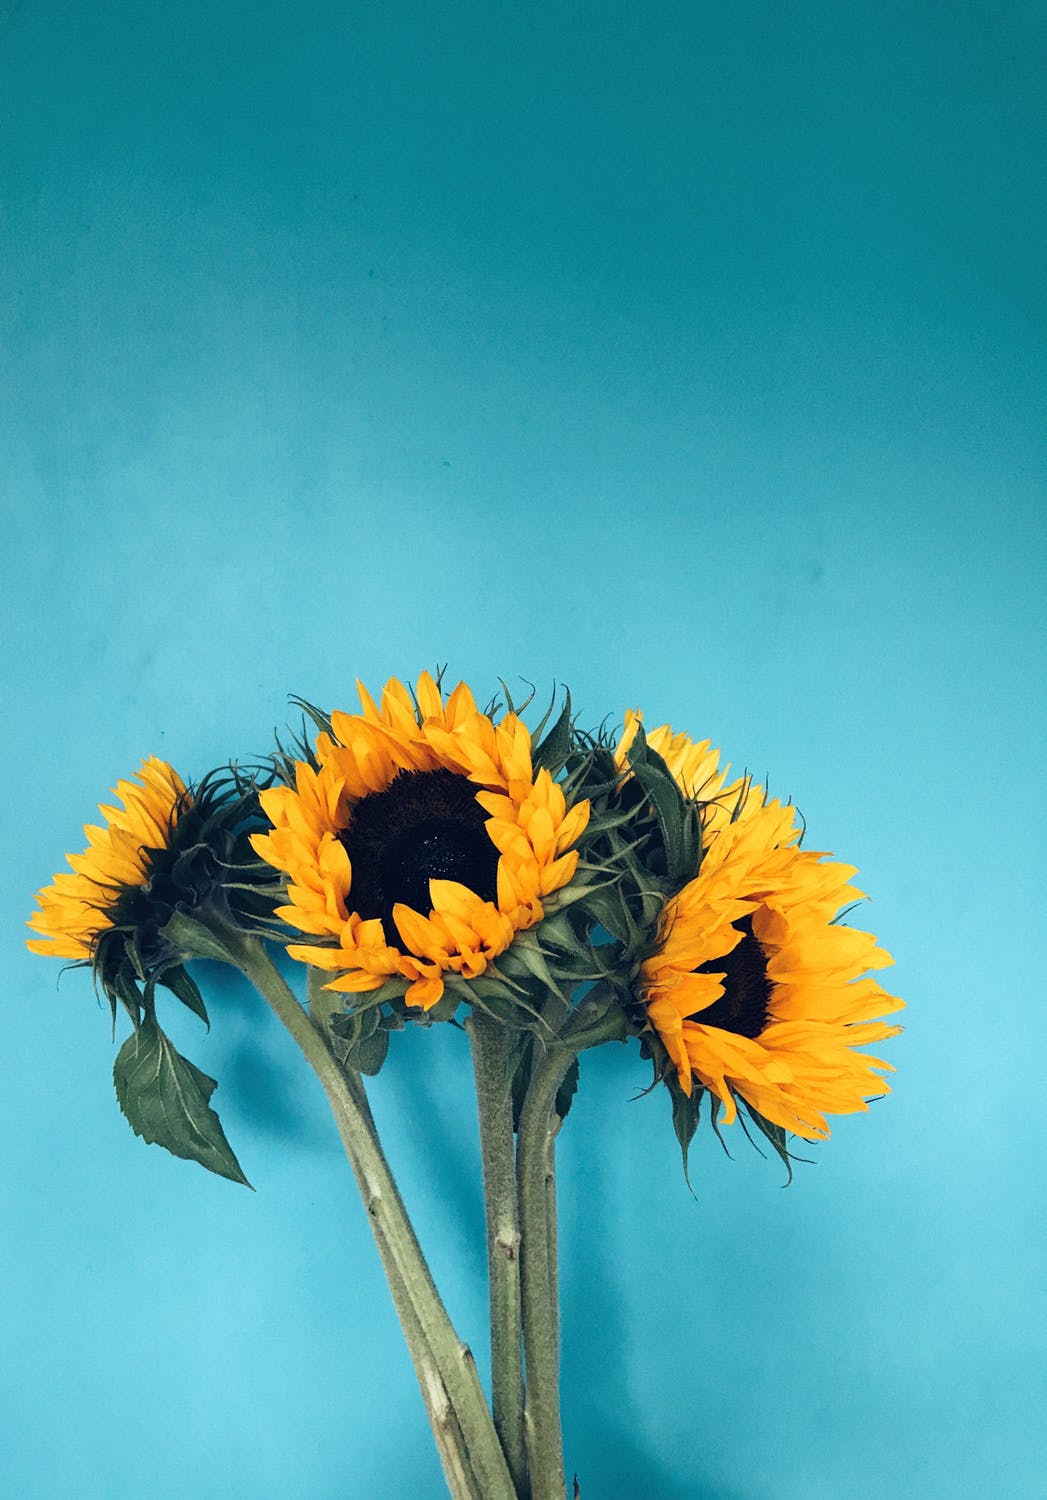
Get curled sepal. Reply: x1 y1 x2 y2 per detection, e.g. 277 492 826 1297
113 1015 251 1187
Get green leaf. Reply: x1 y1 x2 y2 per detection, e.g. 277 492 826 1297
510 1034 534 1132
329 1006 390 1075
113 1018 251 1187
351 1026 390 1076
554 1055 580 1122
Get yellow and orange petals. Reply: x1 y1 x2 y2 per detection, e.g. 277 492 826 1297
640 795 903 1140
253 676 589 1011
27 757 188 961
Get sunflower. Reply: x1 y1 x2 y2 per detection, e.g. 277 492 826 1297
639 789 903 1142
28 758 275 1025
27 757 191 961
251 673 591 1010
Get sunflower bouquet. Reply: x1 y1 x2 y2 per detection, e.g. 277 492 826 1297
27 672 903 1500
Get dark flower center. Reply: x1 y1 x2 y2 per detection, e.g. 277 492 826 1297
690 915 772 1038
339 768 501 948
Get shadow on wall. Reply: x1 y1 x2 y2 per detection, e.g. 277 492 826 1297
187 957 332 1146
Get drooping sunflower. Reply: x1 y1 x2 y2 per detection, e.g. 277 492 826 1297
639 786 903 1142
28 757 274 1020
28 757 191 961
252 673 590 1010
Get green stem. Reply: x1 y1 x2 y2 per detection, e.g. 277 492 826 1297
306 974 484 1499
221 929 517 1500
468 1011 528 1495
545 1123 560 1368
378 1230 485 1500
516 998 624 1500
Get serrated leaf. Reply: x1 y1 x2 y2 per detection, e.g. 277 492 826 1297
113 1018 251 1187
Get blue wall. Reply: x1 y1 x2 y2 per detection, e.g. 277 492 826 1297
4 4 1044 1496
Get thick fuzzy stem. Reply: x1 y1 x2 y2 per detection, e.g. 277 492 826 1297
468 1011 528 1494
516 998 624 1500
305 978 484 1499
218 928 516 1500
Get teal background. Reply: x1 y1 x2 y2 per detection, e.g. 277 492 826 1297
3 4 1045 1496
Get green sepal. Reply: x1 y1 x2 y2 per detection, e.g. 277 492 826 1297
575 880 643 951
162 964 210 1027
530 910 582 953
625 722 700 885
111 965 144 1030
460 979 538 1029
500 930 567 1002
125 926 148 983
328 1004 391 1075
422 989 462 1024
670 1082 702 1194
565 993 627 1049
531 690 573 776
738 1100 802 1184
162 909 244 967
351 976 410 1011
351 1027 389 1076
113 1016 251 1187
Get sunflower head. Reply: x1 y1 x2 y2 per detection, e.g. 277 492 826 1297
636 775 903 1168
600 711 905 1172
28 759 278 1027
252 673 603 1027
